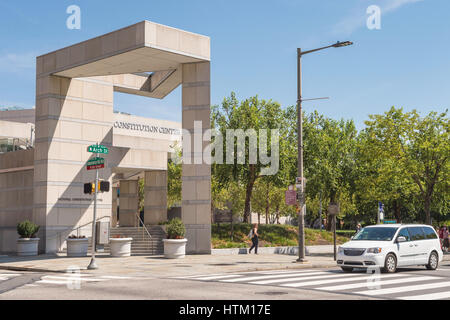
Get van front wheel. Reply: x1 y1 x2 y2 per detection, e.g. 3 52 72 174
383 254 397 273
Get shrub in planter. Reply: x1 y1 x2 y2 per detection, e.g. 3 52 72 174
17 220 40 238
166 218 186 239
16 220 40 256
163 218 187 259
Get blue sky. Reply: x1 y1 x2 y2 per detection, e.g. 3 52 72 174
0 0 448 128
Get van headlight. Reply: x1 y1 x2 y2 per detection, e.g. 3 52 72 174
367 247 382 254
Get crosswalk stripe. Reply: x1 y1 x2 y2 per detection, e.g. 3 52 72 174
0 273 21 277
258 269 320 275
172 269 320 280
220 271 330 283
99 275 136 279
36 280 72 285
177 273 225 279
41 276 108 282
249 272 363 285
195 274 245 280
281 273 410 288
320 274 428 291
399 291 450 300
355 279 449 296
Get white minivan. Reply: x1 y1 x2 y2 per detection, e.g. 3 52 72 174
337 224 443 273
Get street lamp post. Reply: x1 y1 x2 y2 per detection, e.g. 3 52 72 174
296 41 353 263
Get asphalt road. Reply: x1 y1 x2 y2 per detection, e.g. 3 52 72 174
1 263 450 300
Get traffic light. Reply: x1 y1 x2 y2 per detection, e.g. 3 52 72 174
100 181 110 192
83 182 95 194
84 181 110 194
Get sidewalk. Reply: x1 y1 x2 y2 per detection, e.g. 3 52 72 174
0 253 336 278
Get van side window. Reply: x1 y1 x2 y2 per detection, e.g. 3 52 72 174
397 228 411 241
422 227 438 239
408 227 426 241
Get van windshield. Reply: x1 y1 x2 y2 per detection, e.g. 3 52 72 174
353 227 398 241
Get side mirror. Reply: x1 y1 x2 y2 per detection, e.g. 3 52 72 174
397 236 406 243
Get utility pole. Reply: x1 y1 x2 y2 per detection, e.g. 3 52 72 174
296 48 306 263
88 143 99 270
294 41 353 264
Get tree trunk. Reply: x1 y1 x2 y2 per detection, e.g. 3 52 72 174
276 204 280 224
265 187 269 224
326 193 337 231
243 165 257 223
424 197 432 225
393 200 401 223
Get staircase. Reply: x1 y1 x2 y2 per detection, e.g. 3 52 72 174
84 225 166 256
109 226 166 255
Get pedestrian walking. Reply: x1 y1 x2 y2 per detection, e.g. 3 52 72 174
248 224 259 254
355 223 362 234
443 226 449 253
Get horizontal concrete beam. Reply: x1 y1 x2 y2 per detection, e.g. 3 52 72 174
37 21 210 78
112 69 181 99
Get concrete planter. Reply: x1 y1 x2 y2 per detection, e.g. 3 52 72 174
109 238 133 257
163 238 187 259
17 238 39 256
66 238 89 257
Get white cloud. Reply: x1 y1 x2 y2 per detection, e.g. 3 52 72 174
332 0 425 36
0 52 36 74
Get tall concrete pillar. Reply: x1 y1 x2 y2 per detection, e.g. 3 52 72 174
181 62 211 254
34 69 113 253
144 170 167 225
118 180 138 227
112 186 118 227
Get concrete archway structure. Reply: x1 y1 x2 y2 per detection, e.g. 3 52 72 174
34 21 211 254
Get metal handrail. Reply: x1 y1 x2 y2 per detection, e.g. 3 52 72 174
134 212 153 254
52 216 111 240
134 212 152 239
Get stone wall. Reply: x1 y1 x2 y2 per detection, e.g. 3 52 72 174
0 149 34 253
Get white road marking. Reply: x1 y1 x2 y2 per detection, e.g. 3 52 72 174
355 279 449 296
36 280 72 285
220 271 330 283
249 272 363 285
98 275 137 279
194 274 245 280
400 291 450 300
41 276 108 282
321 275 437 291
281 273 410 288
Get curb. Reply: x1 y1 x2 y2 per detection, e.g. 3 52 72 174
0 265 68 273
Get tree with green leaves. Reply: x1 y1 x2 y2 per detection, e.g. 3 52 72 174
302 110 358 229
212 93 293 222
363 107 449 224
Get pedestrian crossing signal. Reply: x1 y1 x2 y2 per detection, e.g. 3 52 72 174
84 181 110 194
83 183 95 194
100 181 110 192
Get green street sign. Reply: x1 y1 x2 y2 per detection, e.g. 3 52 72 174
87 145 109 154
87 157 105 166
